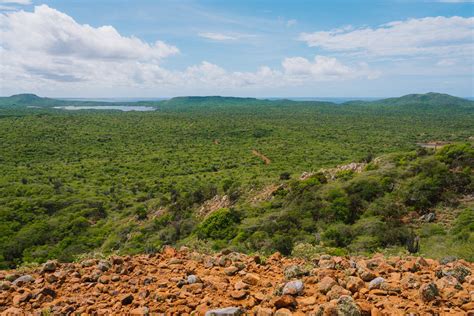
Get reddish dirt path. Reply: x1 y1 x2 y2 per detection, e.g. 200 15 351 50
252 149 271 165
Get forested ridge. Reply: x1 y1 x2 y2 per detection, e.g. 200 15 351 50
0 93 472 268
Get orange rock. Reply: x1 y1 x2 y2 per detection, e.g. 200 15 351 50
242 273 260 286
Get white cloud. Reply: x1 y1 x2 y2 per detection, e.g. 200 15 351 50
436 59 456 66
282 56 379 82
1 5 179 61
0 5 17 10
198 32 237 41
0 5 377 96
0 0 30 4
299 16 474 58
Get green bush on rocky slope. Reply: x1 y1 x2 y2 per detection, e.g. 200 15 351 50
194 143 474 260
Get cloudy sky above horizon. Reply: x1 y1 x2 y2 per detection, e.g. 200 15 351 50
0 0 473 98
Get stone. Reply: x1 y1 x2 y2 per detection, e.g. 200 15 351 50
368 277 385 290
284 265 308 280
274 295 297 309
12 275 35 287
242 273 260 285
97 260 111 272
298 296 316 306
346 276 364 293
13 292 32 306
234 280 249 290
319 258 336 269
282 280 304 296
461 301 474 311
5 274 20 282
319 276 337 294
336 295 361 316
130 307 150 315
450 265 471 283
98 275 110 284
275 308 292 316
327 285 351 300
187 274 201 284
42 260 57 273
419 283 439 302
230 290 247 300
419 212 436 222
3 307 23 315
81 259 96 267
224 266 240 276
358 269 376 282
440 256 458 265
120 294 134 305
205 307 244 316
0 281 12 290
40 287 57 298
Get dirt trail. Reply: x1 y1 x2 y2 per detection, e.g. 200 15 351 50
252 149 271 165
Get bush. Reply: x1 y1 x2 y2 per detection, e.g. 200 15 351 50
437 143 474 168
196 208 240 240
322 223 353 247
420 223 446 238
349 235 380 253
291 242 324 260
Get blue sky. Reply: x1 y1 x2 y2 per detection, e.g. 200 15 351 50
0 0 473 97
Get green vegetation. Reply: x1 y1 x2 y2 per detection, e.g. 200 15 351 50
0 93 472 268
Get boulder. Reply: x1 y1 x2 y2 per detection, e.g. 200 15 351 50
336 296 361 316
368 277 385 290
282 280 304 296
346 276 364 293
120 294 134 305
274 295 297 309
12 275 35 287
41 260 57 273
205 307 244 316
319 276 337 294
242 273 260 286
284 265 308 280
419 283 439 302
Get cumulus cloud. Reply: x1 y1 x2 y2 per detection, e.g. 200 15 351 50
0 5 179 60
0 5 377 95
299 16 474 58
198 32 237 41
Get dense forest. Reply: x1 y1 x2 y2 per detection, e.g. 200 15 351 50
0 93 472 268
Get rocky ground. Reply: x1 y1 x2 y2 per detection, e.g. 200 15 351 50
0 247 473 315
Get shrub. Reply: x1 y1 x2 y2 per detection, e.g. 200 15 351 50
291 242 324 260
349 235 380 253
437 143 474 168
322 223 353 247
196 208 240 240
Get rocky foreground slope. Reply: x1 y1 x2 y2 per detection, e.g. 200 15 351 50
0 247 473 315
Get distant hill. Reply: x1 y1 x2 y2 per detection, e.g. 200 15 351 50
344 92 473 108
0 92 472 109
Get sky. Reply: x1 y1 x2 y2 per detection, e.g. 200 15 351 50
0 0 473 98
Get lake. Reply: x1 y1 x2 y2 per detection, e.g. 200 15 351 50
54 106 156 112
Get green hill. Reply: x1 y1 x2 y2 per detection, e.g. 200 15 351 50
344 92 473 108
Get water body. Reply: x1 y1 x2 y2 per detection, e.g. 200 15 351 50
54 106 156 112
